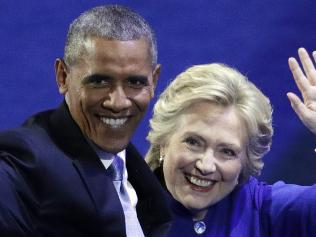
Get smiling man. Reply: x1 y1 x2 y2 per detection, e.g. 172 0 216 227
57 37 157 153
0 5 171 237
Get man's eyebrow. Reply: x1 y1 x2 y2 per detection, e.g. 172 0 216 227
126 75 149 82
82 74 112 84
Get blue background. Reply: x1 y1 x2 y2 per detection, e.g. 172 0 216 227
1 0 316 184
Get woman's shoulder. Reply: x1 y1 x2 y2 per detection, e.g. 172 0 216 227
232 176 272 210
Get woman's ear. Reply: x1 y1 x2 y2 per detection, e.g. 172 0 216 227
55 58 69 95
159 146 165 166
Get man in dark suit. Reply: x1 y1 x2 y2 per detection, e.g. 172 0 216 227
0 5 171 237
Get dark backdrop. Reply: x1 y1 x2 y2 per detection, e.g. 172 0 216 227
1 0 316 185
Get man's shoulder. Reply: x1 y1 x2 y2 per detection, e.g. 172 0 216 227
22 108 55 127
0 108 58 154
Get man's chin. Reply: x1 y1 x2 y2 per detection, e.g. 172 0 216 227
94 139 129 154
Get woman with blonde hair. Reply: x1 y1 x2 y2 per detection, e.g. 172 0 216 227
146 48 316 236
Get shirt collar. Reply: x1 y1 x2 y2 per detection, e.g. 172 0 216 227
85 138 126 169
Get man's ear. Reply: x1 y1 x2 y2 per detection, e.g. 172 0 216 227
150 64 161 98
55 58 69 95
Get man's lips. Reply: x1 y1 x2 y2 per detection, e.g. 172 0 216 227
185 174 217 192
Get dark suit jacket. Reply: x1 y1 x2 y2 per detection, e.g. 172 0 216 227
0 102 171 237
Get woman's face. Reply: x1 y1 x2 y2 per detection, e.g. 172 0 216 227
162 101 247 218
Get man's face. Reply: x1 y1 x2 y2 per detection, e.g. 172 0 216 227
56 37 160 153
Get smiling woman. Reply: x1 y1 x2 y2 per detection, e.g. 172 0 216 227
161 102 246 220
145 60 316 236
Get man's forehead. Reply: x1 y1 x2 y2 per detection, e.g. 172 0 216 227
83 36 150 51
79 37 152 66
82 37 95 53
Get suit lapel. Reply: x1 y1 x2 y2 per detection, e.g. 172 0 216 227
38 102 171 236
72 159 126 236
126 144 172 236
46 102 126 235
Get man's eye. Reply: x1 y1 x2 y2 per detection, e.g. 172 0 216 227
93 78 110 86
127 77 148 88
83 75 111 87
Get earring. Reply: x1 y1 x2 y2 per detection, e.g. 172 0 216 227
159 154 165 166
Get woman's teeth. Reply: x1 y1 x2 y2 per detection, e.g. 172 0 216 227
186 175 214 188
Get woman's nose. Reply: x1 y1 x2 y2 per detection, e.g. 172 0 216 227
195 153 217 175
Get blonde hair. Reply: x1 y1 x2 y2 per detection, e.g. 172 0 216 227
145 63 273 181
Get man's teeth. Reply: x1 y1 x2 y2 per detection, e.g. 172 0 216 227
100 117 127 128
187 175 213 187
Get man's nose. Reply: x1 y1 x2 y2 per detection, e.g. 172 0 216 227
195 152 217 175
103 86 132 112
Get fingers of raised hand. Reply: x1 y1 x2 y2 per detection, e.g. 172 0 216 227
288 57 309 98
298 48 316 85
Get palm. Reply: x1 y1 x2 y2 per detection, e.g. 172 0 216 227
288 48 316 134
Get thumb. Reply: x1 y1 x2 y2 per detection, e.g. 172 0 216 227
287 92 307 120
287 92 316 135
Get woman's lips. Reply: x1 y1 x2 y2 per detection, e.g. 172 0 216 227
185 174 217 192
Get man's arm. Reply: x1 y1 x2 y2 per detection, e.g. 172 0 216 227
0 151 38 237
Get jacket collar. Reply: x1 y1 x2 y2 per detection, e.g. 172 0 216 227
126 143 172 235
47 102 126 235
47 102 171 236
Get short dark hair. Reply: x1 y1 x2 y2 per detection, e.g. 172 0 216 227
64 5 157 66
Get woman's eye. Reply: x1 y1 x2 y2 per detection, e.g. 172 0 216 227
184 137 201 147
221 148 237 158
